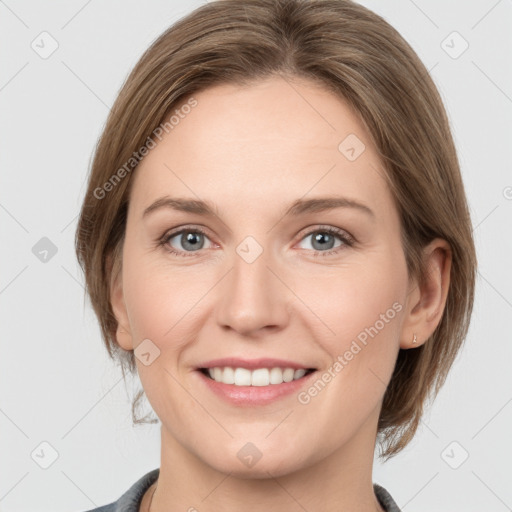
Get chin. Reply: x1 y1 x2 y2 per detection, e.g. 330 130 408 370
202 442 310 479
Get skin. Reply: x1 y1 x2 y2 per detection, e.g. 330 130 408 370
110 75 451 512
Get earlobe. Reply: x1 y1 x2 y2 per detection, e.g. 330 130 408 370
400 238 452 349
108 253 134 351
115 324 134 351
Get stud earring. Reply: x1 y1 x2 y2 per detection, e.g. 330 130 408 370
412 333 417 344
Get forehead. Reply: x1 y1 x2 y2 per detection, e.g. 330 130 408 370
130 76 393 217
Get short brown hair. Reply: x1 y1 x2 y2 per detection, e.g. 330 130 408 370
75 0 477 460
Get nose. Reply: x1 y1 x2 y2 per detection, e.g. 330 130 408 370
215 244 291 337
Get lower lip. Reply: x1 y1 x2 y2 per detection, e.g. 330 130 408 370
195 370 317 406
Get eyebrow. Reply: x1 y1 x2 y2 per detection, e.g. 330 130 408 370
142 196 375 220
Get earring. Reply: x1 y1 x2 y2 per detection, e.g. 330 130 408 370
412 333 417 344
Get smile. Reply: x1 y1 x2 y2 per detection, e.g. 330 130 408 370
200 366 316 386
195 365 318 406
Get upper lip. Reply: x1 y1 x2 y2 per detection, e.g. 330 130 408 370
196 357 316 370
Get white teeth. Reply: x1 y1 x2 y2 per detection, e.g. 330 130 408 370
251 368 269 386
213 367 223 381
283 368 295 382
234 368 251 386
204 366 312 386
222 367 235 384
294 369 306 379
269 367 283 384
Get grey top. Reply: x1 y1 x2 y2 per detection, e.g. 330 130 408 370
83 468 401 512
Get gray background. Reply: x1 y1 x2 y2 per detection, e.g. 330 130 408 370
1 1 511 511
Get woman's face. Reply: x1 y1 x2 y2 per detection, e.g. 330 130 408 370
113 76 413 476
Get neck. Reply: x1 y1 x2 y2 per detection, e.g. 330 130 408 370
149 414 385 512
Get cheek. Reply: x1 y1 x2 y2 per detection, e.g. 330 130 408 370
124 241 407 349
122 248 213 347
292 254 407 413
292 260 406 428
296 257 406 349
121 251 208 417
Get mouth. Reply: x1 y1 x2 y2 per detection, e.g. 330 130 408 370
198 366 317 386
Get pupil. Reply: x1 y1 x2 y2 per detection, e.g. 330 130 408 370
183 232 203 251
313 232 334 250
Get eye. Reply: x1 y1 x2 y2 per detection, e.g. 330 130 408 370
296 226 354 257
159 226 214 257
159 225 354 258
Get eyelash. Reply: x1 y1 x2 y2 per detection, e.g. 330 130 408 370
158 225 355 258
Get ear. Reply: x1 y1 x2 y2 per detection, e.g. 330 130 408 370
107 252 134 351
400 238 452 349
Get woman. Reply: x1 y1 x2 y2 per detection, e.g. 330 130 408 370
75 0 476 510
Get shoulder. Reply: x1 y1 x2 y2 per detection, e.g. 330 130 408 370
373 483 402 512
81 468 160 512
